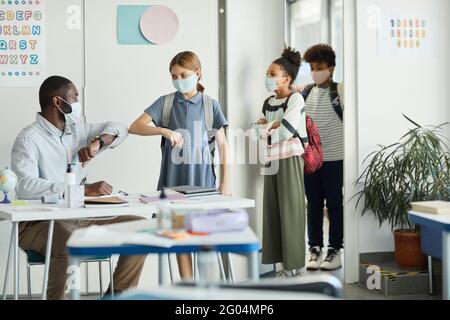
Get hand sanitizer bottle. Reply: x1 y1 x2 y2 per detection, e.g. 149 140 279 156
65 164 76 208
157 189 172 230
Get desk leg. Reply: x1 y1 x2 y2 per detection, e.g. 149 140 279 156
13 222 19 300
41 220 54 300
443 231 450 300
158 254 168 286
248 251 259 282
2 224 14 300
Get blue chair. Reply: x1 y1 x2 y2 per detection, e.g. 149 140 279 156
25 250 114 299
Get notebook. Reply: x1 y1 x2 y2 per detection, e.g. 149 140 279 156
410 201 450 215
169 185 219 197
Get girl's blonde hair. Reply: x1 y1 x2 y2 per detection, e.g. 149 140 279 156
169 51 205 93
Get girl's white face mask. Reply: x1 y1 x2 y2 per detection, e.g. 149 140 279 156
172 73 198 94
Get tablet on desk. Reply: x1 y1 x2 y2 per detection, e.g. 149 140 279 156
169 185 219 197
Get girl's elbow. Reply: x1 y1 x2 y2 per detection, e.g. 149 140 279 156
128 125 135 135
128 123 140 135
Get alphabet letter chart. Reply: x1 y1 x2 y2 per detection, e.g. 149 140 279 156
378 11 435 57
0 0 46 87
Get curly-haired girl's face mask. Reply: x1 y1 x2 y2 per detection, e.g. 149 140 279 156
266 63 289 92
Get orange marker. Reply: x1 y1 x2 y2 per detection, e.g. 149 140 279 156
188 231 210 236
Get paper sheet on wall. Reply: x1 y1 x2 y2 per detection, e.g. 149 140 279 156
0 0 46 87
378 12 435 57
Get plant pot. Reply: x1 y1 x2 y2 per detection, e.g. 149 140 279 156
393 230 427 270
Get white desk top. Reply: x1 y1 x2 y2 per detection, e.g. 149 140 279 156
0 194 255 223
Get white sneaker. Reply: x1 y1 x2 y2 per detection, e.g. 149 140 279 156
275 269 290 279
292 269 306 277
306 246 323 271
320 248 342 270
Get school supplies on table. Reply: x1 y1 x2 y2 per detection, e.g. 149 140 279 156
139 190 188 204
410 200 450 215
156 230 190 241
185 209 249 233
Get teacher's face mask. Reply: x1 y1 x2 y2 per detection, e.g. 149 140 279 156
57 97 82 123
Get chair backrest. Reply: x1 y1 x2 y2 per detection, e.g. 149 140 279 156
176 274 342 298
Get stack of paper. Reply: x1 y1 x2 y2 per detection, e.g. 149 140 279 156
410 200 450 214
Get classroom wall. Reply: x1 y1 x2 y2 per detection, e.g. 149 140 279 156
355 0 450 253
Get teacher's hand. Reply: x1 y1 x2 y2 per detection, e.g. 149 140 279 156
78 141 100 166
85 181 113 197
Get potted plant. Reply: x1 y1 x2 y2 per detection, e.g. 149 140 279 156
354 114 450 269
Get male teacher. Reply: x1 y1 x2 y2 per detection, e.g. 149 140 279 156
11 75 145 299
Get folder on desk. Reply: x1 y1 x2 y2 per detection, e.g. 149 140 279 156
84 196 129 207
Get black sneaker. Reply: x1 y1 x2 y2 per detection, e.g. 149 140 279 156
320 247 342 270
306 246 323 271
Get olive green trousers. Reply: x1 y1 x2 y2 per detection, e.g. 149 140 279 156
262 156 306 271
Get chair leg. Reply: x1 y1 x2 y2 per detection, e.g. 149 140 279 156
191 253 195 280
167 254 174 284
109 258 114 297
27 264 32 300
217 253 226 282
227 253 235 283
85 263 89 295
428 255 434 295
192 253 199 280
98 261 103 298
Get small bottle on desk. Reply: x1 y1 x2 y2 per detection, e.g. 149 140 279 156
64 164 76 208
157 189 172 230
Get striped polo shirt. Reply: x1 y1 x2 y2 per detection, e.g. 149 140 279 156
305 85 344 161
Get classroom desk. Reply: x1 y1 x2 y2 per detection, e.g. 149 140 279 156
66 219 260 300
0 194 255 300
408 211 450 300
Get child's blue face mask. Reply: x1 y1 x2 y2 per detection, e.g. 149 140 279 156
265 77 278 92
172 73 198 94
